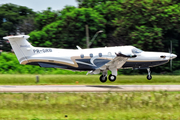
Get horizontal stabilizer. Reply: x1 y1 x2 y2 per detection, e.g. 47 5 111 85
3 35 30 40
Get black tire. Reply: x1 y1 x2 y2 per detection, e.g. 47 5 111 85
147 75 152 80
108 74 116 82
100 75 107 83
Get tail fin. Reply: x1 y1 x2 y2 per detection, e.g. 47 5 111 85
3 35 34 64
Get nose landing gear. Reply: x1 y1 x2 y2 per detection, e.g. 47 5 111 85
147 68 152 80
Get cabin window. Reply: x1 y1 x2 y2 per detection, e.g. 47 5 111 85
108 52 112 57
99 53 102 57
80 54 84 58
90 53 93 58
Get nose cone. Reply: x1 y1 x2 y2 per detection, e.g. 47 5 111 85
170 54 177 59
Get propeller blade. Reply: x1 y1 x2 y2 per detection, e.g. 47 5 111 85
170 59 172 71
170 40 172 54
170 40 172 71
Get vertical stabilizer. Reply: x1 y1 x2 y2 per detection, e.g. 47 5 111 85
3 35 34 64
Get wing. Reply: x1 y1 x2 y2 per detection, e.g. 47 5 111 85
98 53 136 70
99 56 128 70
87 53 136 75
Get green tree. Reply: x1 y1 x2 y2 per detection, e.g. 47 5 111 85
0 3 35 51
112 0 180 72
35 7 60 30
17 14 36 35
29 7 106 48
0 3 35 37
112 0 180 50
77 0 109 8
76 0 180 73
34 6 77 31
77 0 180 50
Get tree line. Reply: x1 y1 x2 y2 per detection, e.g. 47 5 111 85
0 0 180 74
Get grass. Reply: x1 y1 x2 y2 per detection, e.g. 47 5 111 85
0 74 180 85
1 75 180 119
0 92 180 119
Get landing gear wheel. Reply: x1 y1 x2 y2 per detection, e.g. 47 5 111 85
147 68 152 80
108 74 116 82
100 75 107 83
147 75 152 80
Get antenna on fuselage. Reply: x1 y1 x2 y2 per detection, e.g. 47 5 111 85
76 45 82 50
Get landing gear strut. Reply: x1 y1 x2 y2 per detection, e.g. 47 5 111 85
108 68 117 82
147 68 152 80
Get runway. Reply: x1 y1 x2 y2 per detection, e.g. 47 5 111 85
0 85 180 92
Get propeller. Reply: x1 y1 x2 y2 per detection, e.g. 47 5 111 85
169 40 172 71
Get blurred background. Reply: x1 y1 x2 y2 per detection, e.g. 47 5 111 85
0 0 180 75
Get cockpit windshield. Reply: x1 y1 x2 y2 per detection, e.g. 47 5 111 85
132 48 143 54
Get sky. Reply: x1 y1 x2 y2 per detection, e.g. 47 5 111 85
0 0 78 12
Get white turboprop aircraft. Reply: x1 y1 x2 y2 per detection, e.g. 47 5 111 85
3 35 177 82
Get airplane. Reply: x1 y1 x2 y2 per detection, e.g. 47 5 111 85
3 35 177 83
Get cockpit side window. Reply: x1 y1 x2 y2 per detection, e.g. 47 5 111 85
132 48 143 54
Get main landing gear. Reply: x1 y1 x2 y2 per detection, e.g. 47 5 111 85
147 68 152 80
99 69 117 83
100 74 117 83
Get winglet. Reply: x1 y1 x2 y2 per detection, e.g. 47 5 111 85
76 45 82 50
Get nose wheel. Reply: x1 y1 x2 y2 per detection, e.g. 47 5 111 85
147 68 152 80
147 75 152 80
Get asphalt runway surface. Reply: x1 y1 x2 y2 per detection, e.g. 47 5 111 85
0 85 180 92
